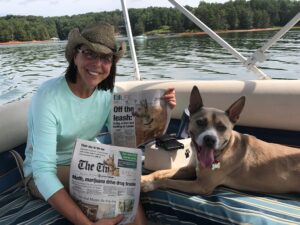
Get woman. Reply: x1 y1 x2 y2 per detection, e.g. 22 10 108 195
23 22 176 225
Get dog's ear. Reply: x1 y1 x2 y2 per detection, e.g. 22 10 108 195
226 96 246 123
189 86 203 114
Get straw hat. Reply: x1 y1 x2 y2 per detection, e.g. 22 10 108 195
65 22 126 63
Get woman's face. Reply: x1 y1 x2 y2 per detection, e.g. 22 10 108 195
74 45 113 90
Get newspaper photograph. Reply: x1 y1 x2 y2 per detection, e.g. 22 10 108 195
112 89 171 148
69 139 142 224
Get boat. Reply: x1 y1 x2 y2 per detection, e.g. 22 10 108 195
1 0 300 224
134 35 147 40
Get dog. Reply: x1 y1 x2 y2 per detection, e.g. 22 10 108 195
104 154 120 176
132 99 167 146
141 85 300 195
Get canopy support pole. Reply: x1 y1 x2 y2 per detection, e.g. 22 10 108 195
168 0 271 80
120 0 141 80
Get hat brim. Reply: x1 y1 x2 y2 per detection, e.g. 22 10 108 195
65 28 125 63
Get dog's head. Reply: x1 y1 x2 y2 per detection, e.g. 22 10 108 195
104 154 115 167
188 86 245 169
132 99 154 126
132 99 149 117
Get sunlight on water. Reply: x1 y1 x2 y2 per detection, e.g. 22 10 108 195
0 30 299 105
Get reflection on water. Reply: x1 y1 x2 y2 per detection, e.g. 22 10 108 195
0 29 299 104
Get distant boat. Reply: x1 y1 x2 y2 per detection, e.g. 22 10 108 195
50 37 59 41
134 35 147 40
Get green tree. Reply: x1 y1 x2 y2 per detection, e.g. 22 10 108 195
253 10 270 28
0 20 13 41
238 8 253 29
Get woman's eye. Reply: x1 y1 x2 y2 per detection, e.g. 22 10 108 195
102 56 110 63
88 51 97 59
103 55 113 63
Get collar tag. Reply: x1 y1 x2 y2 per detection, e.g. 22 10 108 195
211 160 220 171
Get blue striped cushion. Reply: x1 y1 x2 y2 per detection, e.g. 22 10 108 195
141 187 300 225
0 147 71 225
0 150 23 194
0 187 71 225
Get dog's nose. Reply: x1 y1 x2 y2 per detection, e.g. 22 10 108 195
203 135 216 148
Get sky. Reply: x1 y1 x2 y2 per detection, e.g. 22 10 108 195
0 0 226 17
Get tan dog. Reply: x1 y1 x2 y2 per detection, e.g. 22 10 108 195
141 86 300 195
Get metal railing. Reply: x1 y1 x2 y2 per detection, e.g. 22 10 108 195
244 12 300 69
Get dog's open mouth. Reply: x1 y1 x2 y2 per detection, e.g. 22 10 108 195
193 140 215 168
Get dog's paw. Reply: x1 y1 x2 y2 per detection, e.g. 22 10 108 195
141 175 157 192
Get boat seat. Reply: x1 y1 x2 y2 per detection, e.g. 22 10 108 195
1 80 300 225
141 188 300 225
0 99 29 154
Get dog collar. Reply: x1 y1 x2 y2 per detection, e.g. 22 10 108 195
211 160 220 171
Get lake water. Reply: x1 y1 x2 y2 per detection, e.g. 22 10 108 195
0 29 299 105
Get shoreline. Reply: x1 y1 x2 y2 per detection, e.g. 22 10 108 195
0 40 51 45
177 27 281 36
0 27 296 45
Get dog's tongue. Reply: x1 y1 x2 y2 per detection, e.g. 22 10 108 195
197 147 214 168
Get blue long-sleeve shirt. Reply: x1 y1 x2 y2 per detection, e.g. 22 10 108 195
23 76 112 200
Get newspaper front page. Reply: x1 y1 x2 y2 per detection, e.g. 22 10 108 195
112 89 171 147
70 139 142 224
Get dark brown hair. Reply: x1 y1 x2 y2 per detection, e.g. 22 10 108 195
65 47 116 92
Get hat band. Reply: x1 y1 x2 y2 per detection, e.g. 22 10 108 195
84 36 116 53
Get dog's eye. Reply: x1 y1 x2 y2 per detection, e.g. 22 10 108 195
196 119 207 128
216 124 226 132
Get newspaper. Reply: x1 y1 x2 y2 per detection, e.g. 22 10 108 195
69 139 142 224
112 89 171 147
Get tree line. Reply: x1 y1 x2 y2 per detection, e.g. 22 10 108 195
0 0 299 42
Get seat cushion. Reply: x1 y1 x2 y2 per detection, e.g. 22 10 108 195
141 187 300 225
0 187 71 225
0 147 25 194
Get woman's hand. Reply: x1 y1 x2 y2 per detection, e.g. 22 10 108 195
163 88 176 109
93 214 124 225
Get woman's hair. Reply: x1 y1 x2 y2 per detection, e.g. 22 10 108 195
65 46 116 92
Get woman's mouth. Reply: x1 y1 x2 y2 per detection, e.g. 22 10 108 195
87 70 100 76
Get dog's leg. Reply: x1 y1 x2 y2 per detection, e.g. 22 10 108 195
141 166 196 192
142 166 220 194
156 179 215 195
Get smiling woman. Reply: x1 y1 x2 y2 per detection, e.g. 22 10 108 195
20 22 129 225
